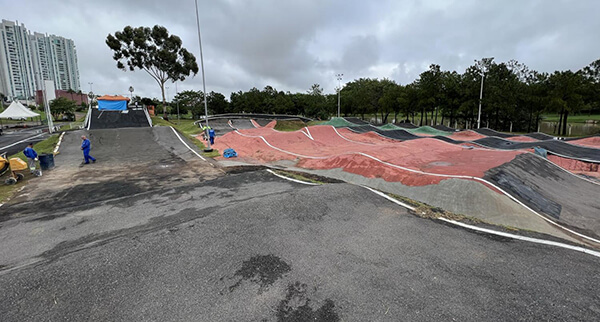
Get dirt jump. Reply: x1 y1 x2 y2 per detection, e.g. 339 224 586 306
211 121 600 246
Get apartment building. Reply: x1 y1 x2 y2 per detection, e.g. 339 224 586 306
0 19 80 100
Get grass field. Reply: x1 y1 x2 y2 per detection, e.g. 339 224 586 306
541 114 600 123
151 117 220 158
274 120 307 131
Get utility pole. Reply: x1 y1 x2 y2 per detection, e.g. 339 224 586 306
336 73 343 118
195 0 212 152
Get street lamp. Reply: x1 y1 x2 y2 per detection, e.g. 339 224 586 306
195 0 212 152
88 82 93 93
128 86 134 101
87 91 94 105
336 73 343 118
175 81 180 124
475 57 494 129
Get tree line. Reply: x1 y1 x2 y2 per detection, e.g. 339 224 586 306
105 25 599 135
144 58 598 135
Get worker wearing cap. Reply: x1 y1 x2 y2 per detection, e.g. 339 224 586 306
23 143 38 173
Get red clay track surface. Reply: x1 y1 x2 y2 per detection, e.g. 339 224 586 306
448 130 486 141
212 125 524 186
448 130 538 142
568 137 600 149
505 136 539 142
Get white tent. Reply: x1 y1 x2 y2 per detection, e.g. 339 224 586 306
0 101 40 119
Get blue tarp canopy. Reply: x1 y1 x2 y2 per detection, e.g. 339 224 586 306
98 100 127 111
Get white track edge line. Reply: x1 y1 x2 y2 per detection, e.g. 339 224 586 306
169 126 206 161
266 169 320 185
52 132 65 154
361 185 416 210
303 127 314 140
438 218 600 258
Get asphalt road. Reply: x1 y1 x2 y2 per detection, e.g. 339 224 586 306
0 127 47 156
0 126 599 321
1 169 599 321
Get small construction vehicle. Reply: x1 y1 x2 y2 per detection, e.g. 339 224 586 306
0 152 41 185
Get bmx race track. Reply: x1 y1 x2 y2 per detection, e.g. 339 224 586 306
211 118 600 246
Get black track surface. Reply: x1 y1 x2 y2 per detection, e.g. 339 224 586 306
343 117 369 125
473 128 516 138
88 108 150 129
524 132 553 140
485 153 600 238
394 122 419 129
347 125 421 140
473 137 600 162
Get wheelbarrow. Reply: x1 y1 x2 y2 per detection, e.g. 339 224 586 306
0 152 41 185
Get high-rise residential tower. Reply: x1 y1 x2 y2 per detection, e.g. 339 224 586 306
0 19 81 100
0 19 37 100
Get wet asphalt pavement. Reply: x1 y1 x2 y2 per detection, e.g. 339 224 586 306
0 128 599 321
0 127 47 156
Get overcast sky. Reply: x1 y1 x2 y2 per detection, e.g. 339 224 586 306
4 0 600 100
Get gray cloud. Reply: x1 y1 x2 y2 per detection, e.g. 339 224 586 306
3 0 600 99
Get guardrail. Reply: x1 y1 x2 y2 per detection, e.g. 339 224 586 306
84 105 92 130
143 107 153 127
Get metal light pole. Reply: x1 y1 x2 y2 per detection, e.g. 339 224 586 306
88 82 93 93
477 73 484 129
129 86 134 101
336 73 343 118
195 0 212 152
175 81 180 124
476 57 493 129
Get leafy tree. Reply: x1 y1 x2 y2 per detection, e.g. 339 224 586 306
416 64 443 126
49 97 77 120
582 59 600 114
305 84 327 119
173 90 204 119
207 91 229 115
106 25 199 116
379 80 402 123
274 92 294 115
547 70 586 135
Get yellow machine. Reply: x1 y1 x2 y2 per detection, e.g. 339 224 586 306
0 152 30 185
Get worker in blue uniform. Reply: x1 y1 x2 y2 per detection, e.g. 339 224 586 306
23 143 38 173
80 135 96 164
209 128 216 145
